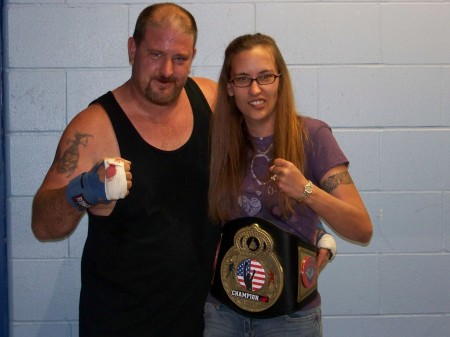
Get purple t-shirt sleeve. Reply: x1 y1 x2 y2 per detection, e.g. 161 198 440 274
304 117 349 185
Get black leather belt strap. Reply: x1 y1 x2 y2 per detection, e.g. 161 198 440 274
210 217 318 318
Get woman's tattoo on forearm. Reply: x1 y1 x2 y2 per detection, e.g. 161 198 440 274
322 171 353 193
54 131 93 177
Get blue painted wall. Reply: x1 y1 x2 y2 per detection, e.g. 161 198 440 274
1 1 9 335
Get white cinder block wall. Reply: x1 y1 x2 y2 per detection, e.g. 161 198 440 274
4 0 450 336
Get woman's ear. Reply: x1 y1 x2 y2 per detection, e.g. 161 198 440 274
227 82 234 97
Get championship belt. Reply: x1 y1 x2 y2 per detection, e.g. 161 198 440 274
210 217 318 318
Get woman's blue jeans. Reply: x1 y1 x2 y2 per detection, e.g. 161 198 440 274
204 302 322 337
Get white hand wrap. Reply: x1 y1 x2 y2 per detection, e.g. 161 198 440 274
317 233 336 261
104 158 127 200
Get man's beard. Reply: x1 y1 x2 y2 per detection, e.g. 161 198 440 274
144 76 184 106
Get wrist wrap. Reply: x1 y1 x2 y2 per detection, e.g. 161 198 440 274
65 163 108 211
317 233 336 261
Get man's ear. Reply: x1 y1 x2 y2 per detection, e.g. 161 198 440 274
128 37 136 65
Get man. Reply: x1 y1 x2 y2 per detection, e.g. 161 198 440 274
32 3 219 336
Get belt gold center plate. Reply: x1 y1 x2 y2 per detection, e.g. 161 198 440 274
220 223 284 313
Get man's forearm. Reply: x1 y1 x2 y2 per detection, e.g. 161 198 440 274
32 187 84 241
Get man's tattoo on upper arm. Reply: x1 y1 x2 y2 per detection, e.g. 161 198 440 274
53 131 93 177
322 171 353 193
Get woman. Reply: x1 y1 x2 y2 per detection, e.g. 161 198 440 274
205 33 372 336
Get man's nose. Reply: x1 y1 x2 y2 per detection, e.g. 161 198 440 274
160 58 174 77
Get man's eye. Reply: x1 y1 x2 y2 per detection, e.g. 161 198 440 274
150 52 161 58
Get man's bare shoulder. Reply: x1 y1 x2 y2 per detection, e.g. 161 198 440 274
48 104 119 180
73 102 110 124
192 77 218 109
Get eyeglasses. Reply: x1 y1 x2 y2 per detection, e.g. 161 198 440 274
229 73 281 88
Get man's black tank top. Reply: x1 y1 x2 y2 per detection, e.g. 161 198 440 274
79 78 220 337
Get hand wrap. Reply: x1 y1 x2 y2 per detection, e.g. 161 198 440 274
317 233 336 261
65 158 127 211
104 158 127 200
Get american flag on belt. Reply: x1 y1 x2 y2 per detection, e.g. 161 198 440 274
237 258 266 291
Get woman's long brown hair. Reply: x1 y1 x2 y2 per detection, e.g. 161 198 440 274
209 33 309 224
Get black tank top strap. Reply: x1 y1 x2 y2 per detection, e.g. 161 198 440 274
90 92 140 152
185 77 212 117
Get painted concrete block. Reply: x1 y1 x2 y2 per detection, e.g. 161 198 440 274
256 3 380 65
6 71 66 132
382 4 450 64
7 6 128 68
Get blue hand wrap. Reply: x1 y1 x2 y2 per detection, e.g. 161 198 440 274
65 164 108 211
